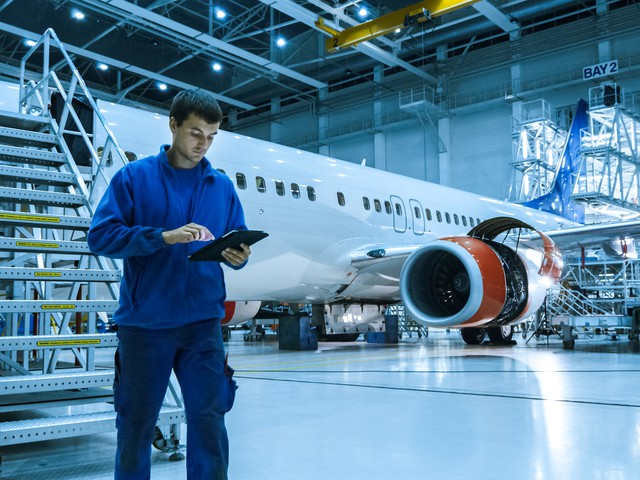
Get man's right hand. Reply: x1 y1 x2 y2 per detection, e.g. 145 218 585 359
162 223 214 245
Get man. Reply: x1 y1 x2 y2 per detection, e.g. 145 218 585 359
88 89 250 479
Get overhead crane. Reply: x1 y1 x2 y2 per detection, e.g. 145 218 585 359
315 0 480 53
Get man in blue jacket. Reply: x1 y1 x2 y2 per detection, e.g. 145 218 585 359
88 89 250 480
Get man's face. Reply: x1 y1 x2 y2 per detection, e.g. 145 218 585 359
168 113 220 169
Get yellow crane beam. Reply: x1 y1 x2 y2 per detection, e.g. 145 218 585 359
316 0 481 53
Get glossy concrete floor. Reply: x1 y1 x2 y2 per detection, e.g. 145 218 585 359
1 330 639 480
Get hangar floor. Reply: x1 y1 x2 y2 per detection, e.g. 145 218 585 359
1 331 638 480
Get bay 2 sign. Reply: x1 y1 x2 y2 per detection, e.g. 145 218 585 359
583 60 618 81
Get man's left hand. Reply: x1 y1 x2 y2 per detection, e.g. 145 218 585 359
221 243 251 266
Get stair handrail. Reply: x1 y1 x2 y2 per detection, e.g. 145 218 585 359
18 28 129 205
546 285 611 317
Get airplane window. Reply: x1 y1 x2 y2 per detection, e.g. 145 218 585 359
384 201 392 214
217 168 226 175
256 176 267 193
453 214 459 225
363 197 370 210
445 212 451 224
395 203 403 216
469 217 475 227
236 173 247 190
291 183 301 199
337 192 345 206
436 211 442 222
374 199 381 212
307 186 316 201
414 207 421 219
425 209 432 221
461 216 467 227
275 180 285 196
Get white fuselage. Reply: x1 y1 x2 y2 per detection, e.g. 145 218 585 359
96 100 576 305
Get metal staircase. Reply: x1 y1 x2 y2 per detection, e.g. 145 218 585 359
0 29 185 457
545 285 611 319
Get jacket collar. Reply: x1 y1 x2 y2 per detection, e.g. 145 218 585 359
158 144 217 181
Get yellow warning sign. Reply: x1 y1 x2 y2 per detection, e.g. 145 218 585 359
16 241 59 248
35 272 62 277
41 304 76 310
37 339 101 347
0 213 60 223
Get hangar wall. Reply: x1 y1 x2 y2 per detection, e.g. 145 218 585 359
233 5 640 202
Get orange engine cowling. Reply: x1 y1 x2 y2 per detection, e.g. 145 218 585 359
399 218 561 329
222 301 262 326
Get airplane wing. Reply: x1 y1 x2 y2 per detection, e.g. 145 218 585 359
543 219 640 248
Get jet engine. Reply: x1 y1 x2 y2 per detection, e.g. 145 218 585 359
400 218 562 330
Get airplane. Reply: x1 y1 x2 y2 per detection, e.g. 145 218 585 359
3 79 638 346
89 95 615 346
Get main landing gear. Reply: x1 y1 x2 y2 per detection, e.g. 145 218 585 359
461 325 515 345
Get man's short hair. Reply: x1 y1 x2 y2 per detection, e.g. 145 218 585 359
170 89 223 126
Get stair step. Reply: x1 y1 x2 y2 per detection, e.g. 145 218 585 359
0 144 66 167
0 125 57 148
0 333 118 351
0 387 114 413
0 267 120 282
0 405 185 447
0 300 119 313
0 236 90 254
0 300 119 315
0 186 86 208
0 386 113 412
0 210 91 230
0 110 52 132
0 371 115 395
0 165 77 187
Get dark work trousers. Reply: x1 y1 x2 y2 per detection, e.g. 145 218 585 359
114 319 229 480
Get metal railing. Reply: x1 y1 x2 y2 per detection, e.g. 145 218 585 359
18 28 129 206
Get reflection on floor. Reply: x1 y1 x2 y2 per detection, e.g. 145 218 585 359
1 330 639 480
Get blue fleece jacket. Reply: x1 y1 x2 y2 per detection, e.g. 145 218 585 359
88 146 247 328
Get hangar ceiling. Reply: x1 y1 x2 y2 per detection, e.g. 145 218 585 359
0 0 633 120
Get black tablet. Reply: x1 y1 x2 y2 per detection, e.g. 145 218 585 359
188 229 268 262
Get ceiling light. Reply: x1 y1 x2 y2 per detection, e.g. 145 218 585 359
215 8 226 20
276 37 286 48
97 63 109 71
24 39 37 47
358 8 368 18
71 9 85 20
158 83 168 91
212 62 222 72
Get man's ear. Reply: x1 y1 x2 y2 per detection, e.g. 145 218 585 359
169 116 177 133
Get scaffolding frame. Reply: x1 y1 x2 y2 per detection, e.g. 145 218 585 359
572 83 640 220
508 99 567 203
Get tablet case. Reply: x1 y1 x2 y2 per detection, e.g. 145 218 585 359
188 229 268 262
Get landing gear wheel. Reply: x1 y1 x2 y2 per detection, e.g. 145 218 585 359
563 339 575 350
487 325 514 344
461 327 486 345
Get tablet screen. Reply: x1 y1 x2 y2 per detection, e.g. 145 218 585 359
188 230 268 262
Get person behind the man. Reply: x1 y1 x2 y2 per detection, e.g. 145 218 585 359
88 89 251 480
